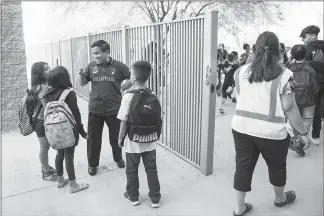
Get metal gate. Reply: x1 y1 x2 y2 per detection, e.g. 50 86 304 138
31 11 218 175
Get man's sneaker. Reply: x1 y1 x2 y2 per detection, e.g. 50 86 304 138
124 192 139 206
232 98 237 103
310 136 320 146
152 201 160 208
116 159 125 168
88 167 97 176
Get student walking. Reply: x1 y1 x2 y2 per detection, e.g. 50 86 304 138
28 62 57 181
239 43 251 66
287 45 318 156
300 25 324 145
44 66 89 193
78 40 134 176
221 53 239 104
232 31 312 216
117 61 162 208
217 51 225 115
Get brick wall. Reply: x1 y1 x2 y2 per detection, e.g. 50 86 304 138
1 0 28 133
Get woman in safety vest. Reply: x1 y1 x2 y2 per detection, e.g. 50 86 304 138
231 31 312 216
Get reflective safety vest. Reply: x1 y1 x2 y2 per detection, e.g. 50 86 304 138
231 64 293 140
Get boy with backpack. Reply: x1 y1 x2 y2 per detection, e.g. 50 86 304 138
117 61 162 208
287 45 318 156
300 25 324 145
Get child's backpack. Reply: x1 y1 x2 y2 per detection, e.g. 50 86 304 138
18 90 42 136
126 88 162 143
44 88 77 150
289 63 318 108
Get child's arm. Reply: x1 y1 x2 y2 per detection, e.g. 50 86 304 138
121 79 134 92
117 93 133 147
66 92 87 139
118 120 128 147
121 65 134 92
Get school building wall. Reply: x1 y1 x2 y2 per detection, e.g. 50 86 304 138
1 0 28 133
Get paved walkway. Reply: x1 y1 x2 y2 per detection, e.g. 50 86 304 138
1 97 323 216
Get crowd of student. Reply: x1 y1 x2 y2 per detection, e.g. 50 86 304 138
17 24 323 215
217 25 323 157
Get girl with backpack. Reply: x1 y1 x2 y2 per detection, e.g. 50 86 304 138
44 66 89 193
27 62 58 181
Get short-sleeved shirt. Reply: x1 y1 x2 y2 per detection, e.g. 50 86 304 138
117 92 157 154
81 58 131 116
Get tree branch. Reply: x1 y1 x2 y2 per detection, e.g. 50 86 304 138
137 2 156 23
195 2 218 17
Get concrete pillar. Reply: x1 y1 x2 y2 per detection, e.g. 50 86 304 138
1 0 28 133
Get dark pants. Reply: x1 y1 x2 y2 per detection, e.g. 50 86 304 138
126 150 161 203
87 112 122 168
232 129 290 192
222 82 233 99
312 92 323 138
55 146 76 180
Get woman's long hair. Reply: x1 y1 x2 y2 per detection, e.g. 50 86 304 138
248 31 283 83
48 66 72 89
26 62 48 116
280 43 289 65
31 62 48 91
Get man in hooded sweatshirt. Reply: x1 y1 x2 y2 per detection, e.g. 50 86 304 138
300 25 324 145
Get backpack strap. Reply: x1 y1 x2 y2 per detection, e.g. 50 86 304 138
126 88 150 95
58 88 72 101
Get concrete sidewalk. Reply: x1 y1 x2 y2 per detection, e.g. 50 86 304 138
1 97 323 216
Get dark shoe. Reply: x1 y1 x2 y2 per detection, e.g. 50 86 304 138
124 191 139 206
116 159 125 168
152 200 160 208
232 98 237 103
289 141 305 157
88 166 97 176
233 203 252 216
274 191 296 207
219 108 225 115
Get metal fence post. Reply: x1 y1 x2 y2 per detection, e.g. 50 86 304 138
58 40 62 65
122 25 130 66
87 33 92 90
69 38 75 88
200 10 218 176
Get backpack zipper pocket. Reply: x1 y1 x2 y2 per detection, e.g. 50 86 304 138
45 120 68 126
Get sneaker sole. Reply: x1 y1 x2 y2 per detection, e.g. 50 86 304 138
152 203 160 208
124 197 139 206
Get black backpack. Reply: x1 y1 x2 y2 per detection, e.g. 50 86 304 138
125 88 162 143
289 63 318 108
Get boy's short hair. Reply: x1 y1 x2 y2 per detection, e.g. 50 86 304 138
291 44 307 61
132 61 152 82
91 40 110 53
243 43 250 50
226 53 234 62
231 51 238 57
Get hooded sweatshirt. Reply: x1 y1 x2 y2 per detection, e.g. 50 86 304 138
306 40 324 61
44 87 87 142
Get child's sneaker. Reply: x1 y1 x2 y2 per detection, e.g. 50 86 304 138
310 136 320 146
152 201 160 208
124 191 139 206
219 108 225 115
